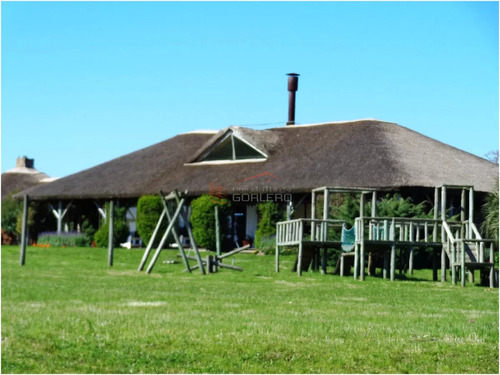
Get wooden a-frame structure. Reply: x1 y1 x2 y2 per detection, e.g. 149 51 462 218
138 190 206 274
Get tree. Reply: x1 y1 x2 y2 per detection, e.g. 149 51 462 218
482 182 499 244
136 195 166 246
190 195 231 251
94 203 129 247
1 194 23 241
255 201 284 248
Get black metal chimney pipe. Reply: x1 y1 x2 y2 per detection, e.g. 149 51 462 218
286 73 299 125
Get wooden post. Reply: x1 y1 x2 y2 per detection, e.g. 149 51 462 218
441 246 447 282
321 247 327 274
359 193 365 281
409 247 414 275
275 225 280 273
460 241 466 287
390 245 396 281
469 187 474 228
160 193 191 272
433 187 439 243
432 249 438 281
19 195 29 266
311 191 316 240
215 205 221 257
441 186 447 236
138 209 166 271
179 205 206 275
57 200 63 233
460 189 466 223
146 198 186 274
489 243 494 288
323 188 330 220
383 251 389 279
108 200 114 267
297 221 303 276
451 242 457 285
353 243 359 280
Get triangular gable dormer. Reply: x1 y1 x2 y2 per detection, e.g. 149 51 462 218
191 129 267 164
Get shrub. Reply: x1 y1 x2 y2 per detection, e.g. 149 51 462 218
482 186 499 243
1 194 23 241
37 232 89 247
94 203 129 247
255 202 283 249
136 195 168 246
190 195 230 251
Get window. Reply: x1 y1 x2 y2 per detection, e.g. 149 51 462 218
198 131 266 162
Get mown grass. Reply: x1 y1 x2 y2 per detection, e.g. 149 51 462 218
1 245 498 373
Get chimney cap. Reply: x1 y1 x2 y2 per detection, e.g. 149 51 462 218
287 72 300 77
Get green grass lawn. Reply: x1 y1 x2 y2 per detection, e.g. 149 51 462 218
1 245 498 374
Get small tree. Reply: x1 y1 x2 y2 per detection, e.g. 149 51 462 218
2 194 23 242
190 195 230 251
482 183 499 244
136 195 167 246
375 194 429 218
255 201 283 248
94 203 129 247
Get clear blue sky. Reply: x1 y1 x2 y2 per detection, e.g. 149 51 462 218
1 1 498 178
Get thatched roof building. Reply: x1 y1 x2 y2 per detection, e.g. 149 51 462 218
2 157 57 200
17 120 497 201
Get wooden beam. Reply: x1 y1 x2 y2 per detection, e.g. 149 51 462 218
409 247 414 275
138 208 166 271
441 247 447 282
19 194 29 266
215 205 221 257
218 244 250 260
175 191 205 275
390 245 396 281
108 200 114 267
159 191 191 273
146 197 185 274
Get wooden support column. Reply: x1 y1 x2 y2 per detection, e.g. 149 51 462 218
323 188 330 220
441 247 447 282
489 243 494 288
353 244 359 280
108 200 114 267
138 209 166 271
297 221 303 276
383 250 389 279
321 248 327 275
146 197 186 274
215 205 221 257
432 249 438 281
311 191 316 240
433 187 439 243
19 194 29 266
451 242 457 285
460 241 466 287
50 200 72 234
409 247 414 275
359 193 365 281
390 245 396 281
469 187 474 225
161 194 191 273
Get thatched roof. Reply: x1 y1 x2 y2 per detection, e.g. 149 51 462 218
17 120 498 201
2 165 55 201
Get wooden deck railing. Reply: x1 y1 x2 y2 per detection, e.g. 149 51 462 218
276 218 344 246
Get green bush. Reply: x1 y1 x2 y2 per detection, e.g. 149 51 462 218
190 195 230 251
1 194 23 241
482 185 499 244
37 232 90 247
136 195 168 246
255 202 283 249
94 203 129 247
